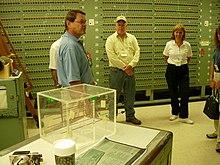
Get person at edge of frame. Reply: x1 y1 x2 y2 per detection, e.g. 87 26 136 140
206 24 220 153
49 34 63 88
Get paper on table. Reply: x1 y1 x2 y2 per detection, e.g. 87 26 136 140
76 137 145 165
108 123 160 149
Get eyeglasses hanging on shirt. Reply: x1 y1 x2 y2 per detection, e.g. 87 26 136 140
77 40 92 67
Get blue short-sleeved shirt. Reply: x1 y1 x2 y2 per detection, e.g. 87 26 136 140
57 32 93 86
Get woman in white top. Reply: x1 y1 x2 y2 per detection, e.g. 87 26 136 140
163 23 193 124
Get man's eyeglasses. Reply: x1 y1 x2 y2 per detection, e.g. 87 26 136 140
75 20 86 25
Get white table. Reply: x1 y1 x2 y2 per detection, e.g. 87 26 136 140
0 123 173 165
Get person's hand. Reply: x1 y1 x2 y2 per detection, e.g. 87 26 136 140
215 81 220 89
125 69 134 76
55 84 61 88
91 81 98 86
123 65 134 76
210 80 215 89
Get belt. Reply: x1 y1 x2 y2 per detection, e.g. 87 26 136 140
168 63 187 67
110 67 122 70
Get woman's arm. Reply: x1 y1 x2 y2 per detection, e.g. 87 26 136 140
164 55 169 63
210 60 215 89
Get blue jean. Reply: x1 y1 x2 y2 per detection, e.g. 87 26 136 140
109 67 136 119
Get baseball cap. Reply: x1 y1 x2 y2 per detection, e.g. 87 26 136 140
116 16 127 23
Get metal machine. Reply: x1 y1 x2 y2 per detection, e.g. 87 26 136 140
0 72 27 150
0 20 37 150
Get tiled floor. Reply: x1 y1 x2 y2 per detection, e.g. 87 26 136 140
117 101 220 165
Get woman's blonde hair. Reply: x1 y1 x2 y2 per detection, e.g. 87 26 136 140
171 23 186 41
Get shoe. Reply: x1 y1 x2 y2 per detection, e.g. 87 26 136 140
206 133 217 139
126 117 141 125
216 142 220 153
169 115 178 121
179 118 194 124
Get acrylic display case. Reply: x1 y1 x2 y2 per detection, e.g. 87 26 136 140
37 84 116 150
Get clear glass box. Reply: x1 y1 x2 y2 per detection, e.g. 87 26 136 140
37 84 116 150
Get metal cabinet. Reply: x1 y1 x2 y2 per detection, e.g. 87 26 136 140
0 73 27 150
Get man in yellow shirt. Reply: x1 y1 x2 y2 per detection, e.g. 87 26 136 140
105 16 141 125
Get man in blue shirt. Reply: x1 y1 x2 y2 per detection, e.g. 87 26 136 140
57 9 93 86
